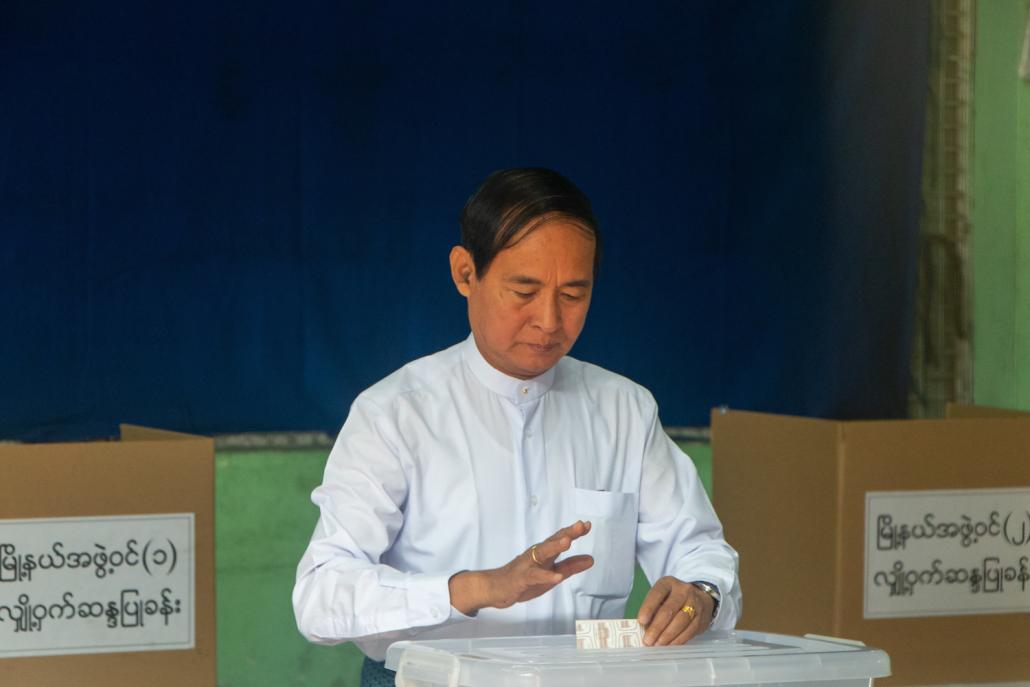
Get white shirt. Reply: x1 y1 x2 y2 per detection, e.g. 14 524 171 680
293 336 741 660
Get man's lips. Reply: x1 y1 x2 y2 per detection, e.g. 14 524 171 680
524 342 561 353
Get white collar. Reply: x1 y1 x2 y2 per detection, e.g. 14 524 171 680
461 333 556 406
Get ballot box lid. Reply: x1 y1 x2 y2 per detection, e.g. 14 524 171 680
384 630 890 687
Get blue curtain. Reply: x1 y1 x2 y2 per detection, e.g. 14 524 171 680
0 1 928 441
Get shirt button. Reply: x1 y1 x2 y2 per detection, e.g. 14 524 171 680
520 387 529 395
530 495 539 507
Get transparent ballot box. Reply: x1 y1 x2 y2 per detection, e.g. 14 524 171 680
384 630 890 687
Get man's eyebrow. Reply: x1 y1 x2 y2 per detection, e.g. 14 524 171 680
506 275 543 285
505 275 592 288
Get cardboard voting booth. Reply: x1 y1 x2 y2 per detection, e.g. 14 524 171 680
711 407 1030 686
0 425 214 686
384 630 890 687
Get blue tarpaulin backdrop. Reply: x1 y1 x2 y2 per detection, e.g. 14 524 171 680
1 1 929 441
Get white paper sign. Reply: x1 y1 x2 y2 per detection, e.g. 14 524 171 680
865 489 1030 618
0 513 195 657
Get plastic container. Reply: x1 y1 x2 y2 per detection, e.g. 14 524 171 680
384 630 890 687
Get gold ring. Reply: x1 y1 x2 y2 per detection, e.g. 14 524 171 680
531 545 542 565
681 604 696 618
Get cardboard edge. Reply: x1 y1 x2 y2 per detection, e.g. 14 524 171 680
945 402 1030 418
119 424 211 443
709 407 840 427
833 422 846 636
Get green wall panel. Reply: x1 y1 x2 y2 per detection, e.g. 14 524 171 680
216 439 712 686
972 0 1030 409
215 449 365 687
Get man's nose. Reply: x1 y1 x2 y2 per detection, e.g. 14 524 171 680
533 293 562 332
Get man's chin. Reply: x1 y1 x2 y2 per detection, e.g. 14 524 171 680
512 349 565 378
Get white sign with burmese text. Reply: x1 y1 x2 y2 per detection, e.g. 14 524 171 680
0 513 194 657
865 488 1030 618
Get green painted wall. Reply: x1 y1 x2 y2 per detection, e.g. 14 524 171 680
215 448 365 687
215 440 711 686
973 0 1030 409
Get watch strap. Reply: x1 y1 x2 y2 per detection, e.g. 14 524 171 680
690 580 721 619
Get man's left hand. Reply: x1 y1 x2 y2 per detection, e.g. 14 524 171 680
636 577 714 646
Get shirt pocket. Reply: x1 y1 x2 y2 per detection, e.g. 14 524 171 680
569 488 637 598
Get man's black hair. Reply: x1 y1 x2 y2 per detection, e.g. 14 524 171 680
459 168 601 278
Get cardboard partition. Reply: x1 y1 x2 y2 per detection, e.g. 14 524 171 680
712 408 1030 686
0 425 214 686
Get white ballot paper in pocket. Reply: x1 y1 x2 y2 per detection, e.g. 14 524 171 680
575 619 645 649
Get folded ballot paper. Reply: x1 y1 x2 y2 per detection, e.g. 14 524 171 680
575 619 645 649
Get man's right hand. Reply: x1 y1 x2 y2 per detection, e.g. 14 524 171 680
448 520 594 615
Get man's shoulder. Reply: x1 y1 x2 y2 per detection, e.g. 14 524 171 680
355 341 464 409
556 355 657 407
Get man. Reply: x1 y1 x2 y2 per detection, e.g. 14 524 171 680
293 168 741 685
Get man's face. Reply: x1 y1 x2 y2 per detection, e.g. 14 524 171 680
451 218 595 379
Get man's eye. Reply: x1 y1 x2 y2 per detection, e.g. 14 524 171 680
561 292 584 302
513 291 534 299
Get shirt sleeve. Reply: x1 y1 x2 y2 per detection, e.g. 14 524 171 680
634 400 742 630
292 396 473 645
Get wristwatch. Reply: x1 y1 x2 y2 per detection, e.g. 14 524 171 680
690 580 721 619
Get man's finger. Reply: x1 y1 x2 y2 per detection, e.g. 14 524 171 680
532 536 572 564
526 566 563 586
636 577 671 627
546 520 591 544
655 598 696 645
643 589 690 646
553 554 593 578
669 622 702 646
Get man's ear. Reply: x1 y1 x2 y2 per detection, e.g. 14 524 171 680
449 246 475 297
